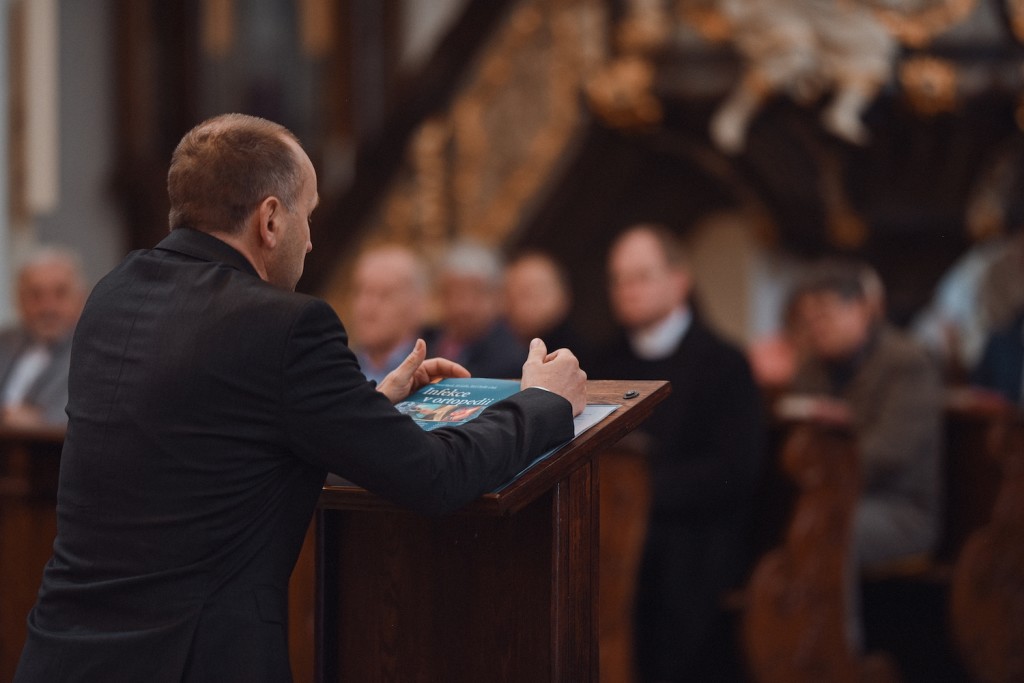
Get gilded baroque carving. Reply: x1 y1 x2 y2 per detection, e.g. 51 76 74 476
873 0 978 48
585 56 664 130
585 0 671 130
682 0 978 153
899 56 960 116
367 0 606 254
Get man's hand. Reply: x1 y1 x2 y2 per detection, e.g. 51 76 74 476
520 338 587 416
376 338 470 404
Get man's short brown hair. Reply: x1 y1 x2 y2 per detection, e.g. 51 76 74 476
167 113 303 234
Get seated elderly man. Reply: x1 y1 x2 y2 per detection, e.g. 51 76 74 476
425 241 526 379
349 243 430 384
0 247 86 427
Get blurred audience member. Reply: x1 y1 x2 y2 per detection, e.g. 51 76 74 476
911 236 1012 381
1 247 86 427
970 306 1024 405
349 244 430 383
425 241 526 379
503 250 588 362
789 259 943 571
592 224 764 683
748 292 806 395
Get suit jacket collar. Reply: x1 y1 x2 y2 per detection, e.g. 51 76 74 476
154 228 261 279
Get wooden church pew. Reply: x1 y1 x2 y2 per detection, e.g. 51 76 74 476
737 405 901 683
949 400 1024 683
0 426 64 682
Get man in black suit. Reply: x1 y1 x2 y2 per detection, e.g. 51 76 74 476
15 113 586 683
592 224 763 683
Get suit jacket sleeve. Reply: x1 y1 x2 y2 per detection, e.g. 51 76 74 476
281 299 574 515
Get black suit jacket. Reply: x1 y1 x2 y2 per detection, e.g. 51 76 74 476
592 318 763 679
15 229 572 683
972 310 1024 403
593 319 763 519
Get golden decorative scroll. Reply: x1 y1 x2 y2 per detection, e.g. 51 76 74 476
900 56 959 116
298 0 335 59
363 0 607 256
201 0 234 58
676 0 733 42
873 0 978 48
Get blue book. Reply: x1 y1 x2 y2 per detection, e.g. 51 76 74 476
396 378 619 490
394 378 522 431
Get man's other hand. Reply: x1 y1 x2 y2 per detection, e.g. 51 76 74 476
520 338 587 416
376 338 470 404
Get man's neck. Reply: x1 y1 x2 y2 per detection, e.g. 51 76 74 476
209 229 267 281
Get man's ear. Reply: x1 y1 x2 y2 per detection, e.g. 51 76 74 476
257 196 282 248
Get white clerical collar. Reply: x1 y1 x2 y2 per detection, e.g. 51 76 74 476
629 306 692 361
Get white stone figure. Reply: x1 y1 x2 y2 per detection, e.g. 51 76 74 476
708 0 909 154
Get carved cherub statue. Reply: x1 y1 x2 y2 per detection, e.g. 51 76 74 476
705 0 975 154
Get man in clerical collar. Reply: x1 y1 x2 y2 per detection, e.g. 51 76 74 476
0 247 86 428
593 223 764 683
349 244 430 384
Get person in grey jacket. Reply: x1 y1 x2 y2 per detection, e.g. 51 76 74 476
0 247 85 427
789 259 943 571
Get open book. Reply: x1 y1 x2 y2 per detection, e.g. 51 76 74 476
395 378 619 489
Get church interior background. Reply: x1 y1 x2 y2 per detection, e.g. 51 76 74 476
9 0 1023 347
3 1 1024 682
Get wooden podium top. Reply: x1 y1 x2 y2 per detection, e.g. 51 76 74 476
318 379 670 516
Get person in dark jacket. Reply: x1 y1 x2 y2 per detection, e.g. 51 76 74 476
14 113 586 683
592 224 764 683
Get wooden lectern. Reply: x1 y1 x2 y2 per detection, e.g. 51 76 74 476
0 426 65 682
314 380 669 683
